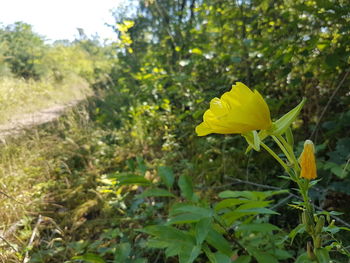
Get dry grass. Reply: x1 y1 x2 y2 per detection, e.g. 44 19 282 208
0 106 93 262
0 74 92 124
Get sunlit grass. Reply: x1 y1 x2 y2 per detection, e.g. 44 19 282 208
0 75 92 124
0 106 93 262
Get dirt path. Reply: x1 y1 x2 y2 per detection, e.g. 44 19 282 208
0 100 81 140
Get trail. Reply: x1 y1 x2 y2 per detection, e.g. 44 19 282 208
0 100 81 140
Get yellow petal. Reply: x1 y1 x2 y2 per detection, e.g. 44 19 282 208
209 98 229 117
195 82 272 136
195 121 213 136
299 140 317 180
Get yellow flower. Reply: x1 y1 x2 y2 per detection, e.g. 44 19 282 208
299 140 317 180
195 82 272 136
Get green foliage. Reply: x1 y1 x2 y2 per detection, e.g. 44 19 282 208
0 22 46 79
1 0 350 262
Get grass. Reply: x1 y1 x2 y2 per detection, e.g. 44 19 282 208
0 103 97 262
0 74 92 124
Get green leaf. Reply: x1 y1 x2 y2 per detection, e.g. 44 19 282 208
285 127 294 147
165 243 182 257
235 200 272 210
295 252 313 263
146 239 170 249
195 217 212 245
141 225 195 245
167 213 205 224
245 130 269 153
243 130 260 151
170 205 213 217
178 175 197 201
254 252 278 263
72 253 106 263
236 207 279 215
289 224 305 244
205 227 233 257
111 173 151 186
136 188 175 198
215 198 249 211
202 244 218 263
315 248 331 263
213 252 232 263
271 98 306 136
136 156 147 175
114 243 131 263
158 166 175 188
219 190 288 200
234 255 251 263
178 245 202 263
238 223 280 232
325 54 340 68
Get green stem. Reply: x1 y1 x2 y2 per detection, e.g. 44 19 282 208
276 135 301 173
260 142 290 174
271 135 294 166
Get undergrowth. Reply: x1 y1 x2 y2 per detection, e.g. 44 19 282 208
0 74 92 124
0 94 349 262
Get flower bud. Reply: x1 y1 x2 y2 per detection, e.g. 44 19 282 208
314 235 322 249
298 140 317 180
315 215 325 234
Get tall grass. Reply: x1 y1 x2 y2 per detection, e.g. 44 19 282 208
0 105 94 262
0 74 92 124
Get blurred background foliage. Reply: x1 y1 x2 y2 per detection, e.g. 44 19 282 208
0 0 349 262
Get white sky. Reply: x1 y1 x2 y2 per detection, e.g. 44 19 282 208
0 0 125 42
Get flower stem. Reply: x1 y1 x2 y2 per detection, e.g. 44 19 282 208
271 135 294 166
260 142 290 174
276 135 300 173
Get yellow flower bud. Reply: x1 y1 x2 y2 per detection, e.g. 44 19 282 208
298 140 317 180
